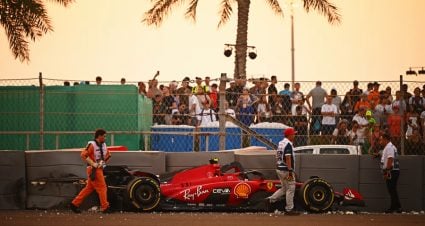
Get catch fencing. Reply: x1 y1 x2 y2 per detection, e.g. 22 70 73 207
0 73 424 155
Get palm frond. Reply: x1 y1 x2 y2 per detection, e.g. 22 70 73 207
0 0 72 62
142 0 184 26
264 0 283 17
48 0 74 7
184 0 198 22
303 0 341 24
217 0 235 28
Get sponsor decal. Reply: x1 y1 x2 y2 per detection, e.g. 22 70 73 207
266 182 274 190
213 188 231 194
234 182 251 198
183 185 209 200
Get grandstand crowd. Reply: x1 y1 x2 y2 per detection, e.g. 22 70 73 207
136 76 424 155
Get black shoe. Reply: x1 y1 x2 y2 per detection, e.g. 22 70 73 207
384 209 394 213
70 203 81 213
102 208 113 214
385 208 402 214
284 210 300 216
263 198 273 213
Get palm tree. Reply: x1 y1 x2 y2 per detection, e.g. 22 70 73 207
0 0 73 62
144 0 341 79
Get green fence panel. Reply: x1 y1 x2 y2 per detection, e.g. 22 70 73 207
0 85 152 151
0 86 40 150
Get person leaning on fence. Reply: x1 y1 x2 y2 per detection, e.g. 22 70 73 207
368 123 382 157
70 129 111 214
331 119 350 145
266 127 299 216
405 128 425 155
379 132 402 213
171 103 190 125
197 101 217 126
291 105 308 147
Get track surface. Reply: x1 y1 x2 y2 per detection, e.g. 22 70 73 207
1 210 424 226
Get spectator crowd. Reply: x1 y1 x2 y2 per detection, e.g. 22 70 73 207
136 76 425 155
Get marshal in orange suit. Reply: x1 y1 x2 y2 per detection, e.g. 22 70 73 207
70 128 111 213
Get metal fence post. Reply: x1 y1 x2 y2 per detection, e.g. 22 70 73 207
219 73 227 151
39 72 44 150
400 75 405 155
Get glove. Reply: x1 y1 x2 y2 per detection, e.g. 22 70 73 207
89 167 96 181
286 171 295 181
382 169 391 180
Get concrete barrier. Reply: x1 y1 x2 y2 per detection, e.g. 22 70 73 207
25 150 85 209
423 157 425 211
359 155 424 211
165 151 234 172
0 151 26 209
108 151 166 174
2 148 423 211
234 146 277 179
25 149 166 209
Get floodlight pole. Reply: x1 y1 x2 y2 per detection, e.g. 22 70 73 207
290 3 295 89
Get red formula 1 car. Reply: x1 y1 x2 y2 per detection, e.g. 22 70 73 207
103 159 364 213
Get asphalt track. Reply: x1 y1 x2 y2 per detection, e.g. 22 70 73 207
1 210 424 226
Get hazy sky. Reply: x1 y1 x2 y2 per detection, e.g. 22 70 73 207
1 0 424 84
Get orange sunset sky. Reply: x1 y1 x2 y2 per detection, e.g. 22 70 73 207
0 0 424 84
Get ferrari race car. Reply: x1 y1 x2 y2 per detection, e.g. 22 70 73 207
98 159 364 213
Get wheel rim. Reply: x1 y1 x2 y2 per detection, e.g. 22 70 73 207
308 184 331 207
312 189 325 202
134 184 156 205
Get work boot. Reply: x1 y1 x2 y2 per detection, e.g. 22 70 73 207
263 198 273 213
284 209 300 216
70 203 81 213
102 208 113 214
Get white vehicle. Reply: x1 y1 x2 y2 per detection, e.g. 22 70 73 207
294 145 361 155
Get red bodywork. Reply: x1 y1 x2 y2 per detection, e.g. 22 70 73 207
158 163 306 210
155 162 364 211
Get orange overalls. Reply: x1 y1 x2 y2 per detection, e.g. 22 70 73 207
72 141 111 211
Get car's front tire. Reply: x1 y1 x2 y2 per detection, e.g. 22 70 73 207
126 177 160 211
298 177 334 213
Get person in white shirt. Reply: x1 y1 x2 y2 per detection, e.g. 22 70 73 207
188 89 201 126
379 133 401 213
321 95 338 136
197 102 217 126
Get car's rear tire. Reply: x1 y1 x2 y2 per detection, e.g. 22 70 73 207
298 177 334 213
126 177 160 211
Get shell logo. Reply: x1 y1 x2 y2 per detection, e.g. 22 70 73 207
234 182 251 198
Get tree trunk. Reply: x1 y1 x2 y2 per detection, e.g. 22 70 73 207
234 0 250 80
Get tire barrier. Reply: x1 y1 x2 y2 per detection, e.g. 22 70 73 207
0 151 26 209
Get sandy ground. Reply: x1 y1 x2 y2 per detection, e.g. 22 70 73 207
1 210 424 226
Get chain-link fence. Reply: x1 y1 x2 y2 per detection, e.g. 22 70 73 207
0 74 424 155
